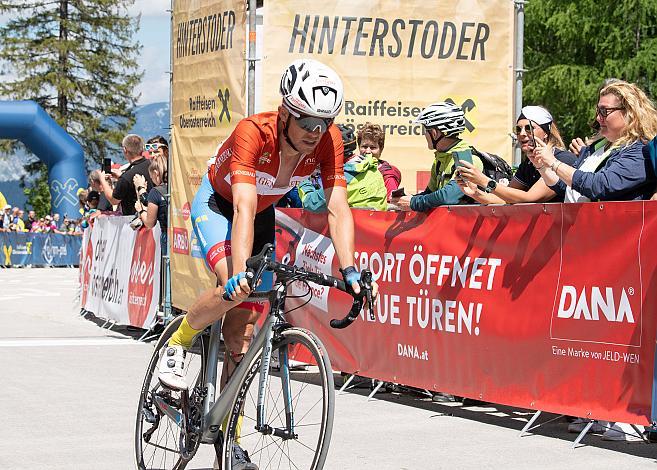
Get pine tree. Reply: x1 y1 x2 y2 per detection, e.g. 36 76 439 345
524 0 657 141
0 0 143 166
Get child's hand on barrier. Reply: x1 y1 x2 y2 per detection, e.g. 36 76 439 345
389 195 412 211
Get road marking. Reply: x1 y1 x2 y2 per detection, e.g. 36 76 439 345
0 337 147 347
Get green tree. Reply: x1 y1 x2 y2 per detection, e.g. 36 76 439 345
524 0 657 141
22 162 52 217
0 0 143 165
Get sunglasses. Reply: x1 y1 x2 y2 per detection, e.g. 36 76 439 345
295 114 333 133
596 106 624 118
145 143 167 152
513 124 538 135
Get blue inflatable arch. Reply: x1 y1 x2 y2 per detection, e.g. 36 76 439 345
0 100 87 218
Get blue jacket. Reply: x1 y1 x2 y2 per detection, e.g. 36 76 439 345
549 140 656 201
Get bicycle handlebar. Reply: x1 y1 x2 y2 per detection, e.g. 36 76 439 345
223 243 373 329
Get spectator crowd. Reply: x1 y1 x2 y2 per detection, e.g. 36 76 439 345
0 204 83 235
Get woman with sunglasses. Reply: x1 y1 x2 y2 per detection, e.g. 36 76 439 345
456 106 576 203
531 80 657 203
145 135 169 159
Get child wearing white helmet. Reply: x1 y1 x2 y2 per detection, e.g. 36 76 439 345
390 101 484 211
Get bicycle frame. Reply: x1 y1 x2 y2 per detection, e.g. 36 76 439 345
199 283 287 444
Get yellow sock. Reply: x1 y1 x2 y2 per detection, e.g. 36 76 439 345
168 315 203 349
222 414 244 445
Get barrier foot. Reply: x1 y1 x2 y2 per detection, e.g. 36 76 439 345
338 374 355 394
572 421 594 448
519 410 541 437
100 319 109 328
138 328 153 342
631 424 649 443
367 380 384 401
106 321 114 332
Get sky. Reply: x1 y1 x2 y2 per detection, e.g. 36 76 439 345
130 0 171 105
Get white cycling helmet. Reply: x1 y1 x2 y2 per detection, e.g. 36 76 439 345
280 59 344 118
414 102 465 137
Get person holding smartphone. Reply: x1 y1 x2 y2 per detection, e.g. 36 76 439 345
88 169 114 211
456 105 577 203
390 101 484 211
98 134 153 215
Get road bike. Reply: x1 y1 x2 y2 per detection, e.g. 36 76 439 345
135 243 373 469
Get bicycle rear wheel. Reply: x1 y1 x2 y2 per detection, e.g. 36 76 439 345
223 327 335 470
135 316 207 470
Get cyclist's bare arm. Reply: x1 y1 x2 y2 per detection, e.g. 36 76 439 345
230 182 258 275
324 185 360 294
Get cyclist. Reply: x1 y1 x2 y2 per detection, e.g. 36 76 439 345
158 58 374 466
390 101 484 211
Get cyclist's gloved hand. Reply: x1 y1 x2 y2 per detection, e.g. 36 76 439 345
224 271 249 300
340 266 361 296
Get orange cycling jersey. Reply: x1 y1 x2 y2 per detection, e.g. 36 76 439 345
209 111 347 213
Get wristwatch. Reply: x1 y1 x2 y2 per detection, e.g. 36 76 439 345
484 179 497 193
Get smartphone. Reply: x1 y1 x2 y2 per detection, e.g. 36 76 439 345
102 157 112 174
391 187 406 198
528 123 537 149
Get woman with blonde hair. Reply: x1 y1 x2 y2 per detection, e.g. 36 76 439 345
531 80 657 202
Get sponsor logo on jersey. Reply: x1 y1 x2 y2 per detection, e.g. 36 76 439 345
259 152 271 165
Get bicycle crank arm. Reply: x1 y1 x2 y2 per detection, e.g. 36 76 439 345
153 390 187 428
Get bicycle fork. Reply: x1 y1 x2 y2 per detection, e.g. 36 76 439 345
256 296 297 440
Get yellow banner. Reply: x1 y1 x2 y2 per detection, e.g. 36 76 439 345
171 0 246 310
262 1 515 193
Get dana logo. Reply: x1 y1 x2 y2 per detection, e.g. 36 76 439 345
182 202 191 220
557 286 634 323
551 283 641 347
172 228 189 254
550 211 643 347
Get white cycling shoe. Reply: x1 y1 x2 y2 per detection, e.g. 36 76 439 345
158 344 188 390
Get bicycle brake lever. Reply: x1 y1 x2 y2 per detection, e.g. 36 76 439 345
359 270 375 321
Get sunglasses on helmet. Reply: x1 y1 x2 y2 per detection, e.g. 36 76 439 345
295 114 334 133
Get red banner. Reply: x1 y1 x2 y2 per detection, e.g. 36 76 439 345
275 202 657 425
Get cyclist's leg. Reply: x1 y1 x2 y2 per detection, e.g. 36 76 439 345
159 175 238 389
219 203 275 388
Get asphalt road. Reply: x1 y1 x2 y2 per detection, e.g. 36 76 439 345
0 267 655 469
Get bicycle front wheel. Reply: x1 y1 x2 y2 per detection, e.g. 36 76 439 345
224 327 335 470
